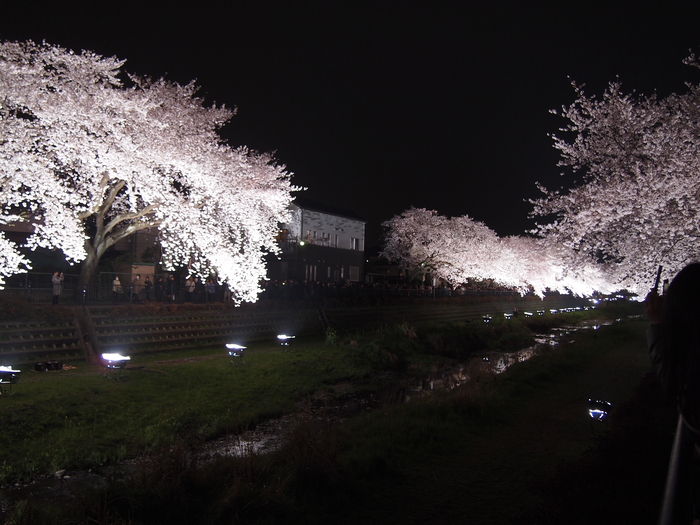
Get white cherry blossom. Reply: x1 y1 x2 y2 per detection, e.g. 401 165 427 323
0 40 299 302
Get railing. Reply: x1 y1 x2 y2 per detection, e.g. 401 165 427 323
658 415 696 525
1 272 592 306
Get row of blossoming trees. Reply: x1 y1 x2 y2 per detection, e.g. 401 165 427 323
0 41 298 303
382 56 700 297
1 40 699 300
381 208 614 297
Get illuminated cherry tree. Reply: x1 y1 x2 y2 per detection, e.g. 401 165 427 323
382 208 614 296
380 208 499 283
490 236 613 296
0 40 298 302
531 55 700 294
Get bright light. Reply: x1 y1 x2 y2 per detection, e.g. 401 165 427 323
588 399 612 420
101 353 130 369
277 334 295 346
102 353 130 361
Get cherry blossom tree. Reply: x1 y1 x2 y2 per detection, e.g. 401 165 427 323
0 40 298 302
531 56 700 294
380 208 499 284
381 208 615 296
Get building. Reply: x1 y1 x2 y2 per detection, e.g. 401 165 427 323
269 197 366 283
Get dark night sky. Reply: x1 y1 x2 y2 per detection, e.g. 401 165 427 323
2 1 700 247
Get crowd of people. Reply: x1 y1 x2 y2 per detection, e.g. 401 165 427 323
102 275 522 305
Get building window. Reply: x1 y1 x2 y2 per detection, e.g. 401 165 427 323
349 266 359 282
351 237 359 250
305 264 317 281
333 235 338 247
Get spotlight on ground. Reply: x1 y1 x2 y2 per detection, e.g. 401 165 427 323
588 399 612 421
226 343 246 365
277 334 295 346
102 353 130 369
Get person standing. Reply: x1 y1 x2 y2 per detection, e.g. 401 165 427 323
144 276 153 301
155 276 164 302
112 276 123 304
185 276 195 302
206 277 216 302
167 275 178 303
51 271 64 305
131 274 141 303
645 264 700 522
194 277 203 303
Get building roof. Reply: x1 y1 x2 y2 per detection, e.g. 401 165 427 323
291 196 366 222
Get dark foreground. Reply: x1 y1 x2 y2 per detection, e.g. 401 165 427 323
1 312 679 524
323 322 678 525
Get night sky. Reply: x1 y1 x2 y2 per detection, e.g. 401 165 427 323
2 1 700 247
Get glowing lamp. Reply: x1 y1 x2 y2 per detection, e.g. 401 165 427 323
524 312 533 317
102 353 130 369
226 343 246 364
504 313 513 320
0 365 20 395
588 399 612 421
482 315 492 323
537 310 545 316
277 334 295 346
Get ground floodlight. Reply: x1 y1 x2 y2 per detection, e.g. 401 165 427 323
588 399 612 421
277 334 295 346
0 365 21 395
102 353 131 369
226 343 246 364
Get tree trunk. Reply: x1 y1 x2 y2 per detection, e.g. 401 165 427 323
76 244 102 293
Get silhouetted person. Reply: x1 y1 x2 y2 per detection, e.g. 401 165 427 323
144 276 152 301
645 263 700 521
155 276 164 302
167 275 178 303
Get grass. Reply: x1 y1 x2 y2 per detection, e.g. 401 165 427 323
0 339 385 483
0 301 667 524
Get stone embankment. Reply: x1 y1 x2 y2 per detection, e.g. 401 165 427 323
0 295 589 365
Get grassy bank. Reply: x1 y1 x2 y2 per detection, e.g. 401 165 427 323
1 302 666 524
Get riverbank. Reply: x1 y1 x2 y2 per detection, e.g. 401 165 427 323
1 302 672 524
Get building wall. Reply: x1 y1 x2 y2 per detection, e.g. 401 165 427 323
288 204 365 252
270 203 366 283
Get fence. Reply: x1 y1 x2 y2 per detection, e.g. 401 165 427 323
2 272 594 307
1 272 223 305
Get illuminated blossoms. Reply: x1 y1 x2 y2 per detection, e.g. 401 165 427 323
0 40 299 302
381 208 614 296
531 55 700 294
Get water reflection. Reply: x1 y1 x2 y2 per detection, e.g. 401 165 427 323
200 318 624 459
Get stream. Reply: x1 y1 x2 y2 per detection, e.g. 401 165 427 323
0 317 621 511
